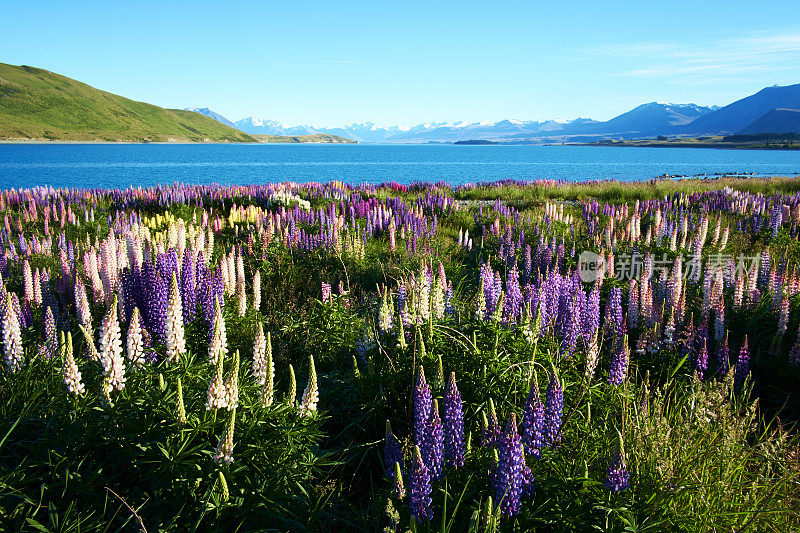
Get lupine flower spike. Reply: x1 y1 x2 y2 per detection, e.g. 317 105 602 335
443 372 465 468
165 273 186 364
63 332 85 396
299 354 319 417
409 445 433 522
176 377 187 424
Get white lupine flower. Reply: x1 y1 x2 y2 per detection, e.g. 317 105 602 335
2 293 23 373
209 296 227 365
63 332 85 396
98 296 125 391
165 273 186 363
298 354 319 417
127 307 145 365
74 277 92 329
252 323 267 385
23 260 33 302
252 270 261 312
206 351 228 410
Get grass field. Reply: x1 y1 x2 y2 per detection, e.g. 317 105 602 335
0 176 799 531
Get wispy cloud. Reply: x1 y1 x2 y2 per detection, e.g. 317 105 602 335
322 59 368 65
579 29 800 82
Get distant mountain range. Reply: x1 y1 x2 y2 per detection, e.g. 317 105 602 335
191 83 800 143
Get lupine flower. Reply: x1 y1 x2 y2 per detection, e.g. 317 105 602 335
321 282 332 303
443 372 465 468
165 273 186 364
74 277 92 329
209 296 227 365
409 445 433 522
213 408 236 465
605 453 630 493
298 354 319 416
378 287 394 333
393 462 405 500
181 248 196 324
2 293 23 373
734 335 750 392
414 365 432 450
98 296 125 392
608 334 630 386
63 332 84 395
287 363 296 406
384 420 403 478
696 338 709 380
521 375 544 458
176 376 187 424
126 307 145 365
43 306 57 359
206 351 228 410
422 399 444 479
494 413 525 516
542 372 563 447
252 269 261 312
717 330 730 375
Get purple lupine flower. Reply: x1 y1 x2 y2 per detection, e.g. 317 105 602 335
608 334 629 386
409 446 433 522
494 413 525 516
180 249 196 324
43 305 57 358
521 376 544 458
414 366 432 451
605 453 630 492
542 372 564 447
696 338 708 380
151 272 168 343
443 372 464 468
423 399 444 479
384 420 403 478
483 398 501 447
444 282 455 317
734 335 750 392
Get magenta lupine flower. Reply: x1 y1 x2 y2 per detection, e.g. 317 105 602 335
423 399 444 479
542 372 563 447
414 366 432 451
605 453 630 492
443 372 465 468
734 335 750 392
494 413 525 516
409 446 433 522
521 377 544 458
384 420 403 478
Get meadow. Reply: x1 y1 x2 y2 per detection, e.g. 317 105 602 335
0 176 799 531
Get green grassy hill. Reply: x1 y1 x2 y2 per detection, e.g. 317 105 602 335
252 133 357 143
0 63 255 142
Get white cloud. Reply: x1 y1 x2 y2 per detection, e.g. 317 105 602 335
579 28 800 82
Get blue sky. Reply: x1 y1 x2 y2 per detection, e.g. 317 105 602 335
3 1 800 127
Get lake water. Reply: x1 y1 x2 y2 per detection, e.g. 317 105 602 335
1 143 800 189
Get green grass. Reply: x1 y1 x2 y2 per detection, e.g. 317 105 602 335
0 63 255 142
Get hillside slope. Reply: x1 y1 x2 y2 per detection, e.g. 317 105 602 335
738 108 800 135
677 84 800 135
0 63 254 142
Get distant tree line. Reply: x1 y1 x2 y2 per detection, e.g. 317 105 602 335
722 132 798 143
